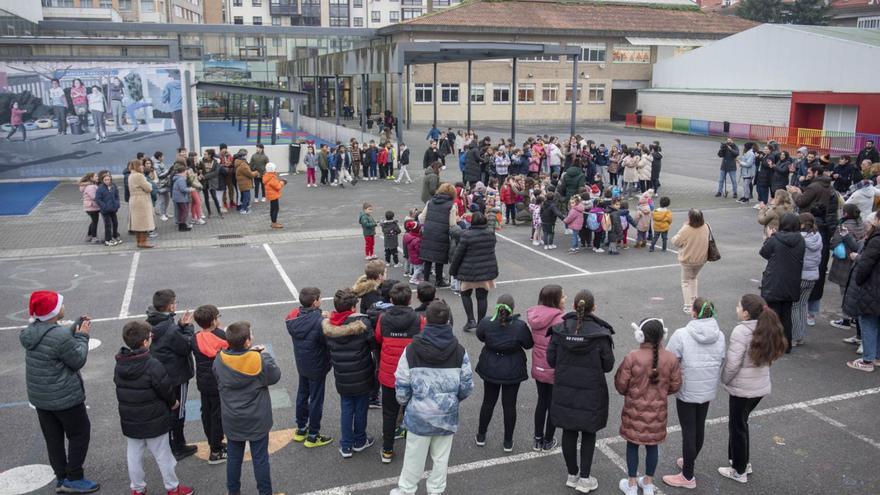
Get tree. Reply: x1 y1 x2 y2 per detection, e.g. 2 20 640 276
736 0 784 23
787 0 831 25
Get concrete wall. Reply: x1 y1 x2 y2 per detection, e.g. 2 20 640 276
5 1 43 22
637 90 792 126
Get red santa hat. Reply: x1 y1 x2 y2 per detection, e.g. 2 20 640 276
29 291 64 323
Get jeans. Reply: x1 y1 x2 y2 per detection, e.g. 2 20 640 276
156 191 170 216
86 211 99 238
339 393 369 450
562 430 596 478
570 231 580 250
270 199 279 223
6 123 26 140
650 231 668 251
239 190 251 212
534 381 555 441
397 432 453 494
126 433 178 492
858 315 880 362
91 110 106 138
768 300 793 353
676 399 710 480
319 167 329 185
36 402 91 482
742 177 754 200
728 395 762 475
717 169 737 195
53 106 67 134
477 381 520 443
626 442 658 478
680 263 704 308
102 211 119 242
295 375 326 435
200 393 224 452
111 99 125 130
227 435 272 495
253 177 263 200
756 184 770 204
381 385 403 451
793 279 816 342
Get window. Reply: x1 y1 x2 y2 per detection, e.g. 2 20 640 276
588 83 605 103
193 12 201 22
565 83 582 103
299 0 321 25
414 83 433 104
435 0 450 5
118 0 132 9
141 0 156 12
470 84 485 104
353 16 363 26
42 0 74 6
492 83 510 104
857 15 880 29
578 43 606 63
353 0 362 6
371 11 381 22
389 10 399 22
174 5 184 16
520 55 559 62
541 83 558 103
612 45 650 63
233 0 242 6
329 0 349 26
252 0 262 6
233 16 243 24
235 36 243 47
272 37 281 47
253 16 262 24
517 83 535 103
402 8 421 19
271 15 281 25
99 0 112 7
440 83 459 103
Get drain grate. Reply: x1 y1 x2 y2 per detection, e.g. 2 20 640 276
218 242 247 248
218 234 244 240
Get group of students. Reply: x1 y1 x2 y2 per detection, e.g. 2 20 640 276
302 139 412 187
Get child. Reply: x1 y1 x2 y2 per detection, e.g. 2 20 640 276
634 192 653 248
171 163 193 231
360 203 378 260
619 200 634 249
614 318 682 495
214 322 281 495
486 193 502 232
525 285 565 453
304 146 318 187
376 282 426 463
587 199 606 253
262 162 287 229
563 195 585 253
391 301 474 495
530 195 544 246
191 304 228 464
285 287 334 448
500 177 518 225
352 259 386 314
323 289 376 458
382 210 402 267
95 172 122 246
395 143 412 184
413 282 452 327
367 140 379 180
650 197 672 252
378 143 389 179
540 192 565 250
605 199 623 255
115 321 194 495
403 221 423 285
80 172 100 243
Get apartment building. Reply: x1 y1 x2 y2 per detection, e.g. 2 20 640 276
222 0 459 28
39 0 204 23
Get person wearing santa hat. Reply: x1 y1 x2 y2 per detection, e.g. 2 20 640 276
20 290 100 493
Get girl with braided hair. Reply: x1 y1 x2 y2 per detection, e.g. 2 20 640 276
614 318 681 495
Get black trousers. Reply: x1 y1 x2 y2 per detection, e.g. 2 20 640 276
86 211 99 238
385 248 399 265
478 381 520 443
169 383 188 450
200 392 225 452
676 399 710 480
270 199 279 223
102 211 119 241
461 288 488 324
562 430 596 478
319 167 328 185
253 177 263 199
534 380 555 440
728 395 762 475
381 385 404 451
36 402 91 481
768 300 793 352
422 261 444 283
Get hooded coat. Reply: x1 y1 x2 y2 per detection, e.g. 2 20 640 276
560 166 585 200
323 312 375 396
614 343 682 445
114 347 175 439
20 321 89 411
285 306 330 381
759 231 806 303
722 321 771 398
854 228 880 316
801 231 823 281
449 224 498 282
420 193 454 264
213 348 281 441
147 310 195 386
475 314 534 385
375 305 424 388
421 167 440 203
829 218 867 286
794 176 839 228
526 305 564 384
192 328 228 394
666 318 726 404
546 313 615 433
464 147 484 184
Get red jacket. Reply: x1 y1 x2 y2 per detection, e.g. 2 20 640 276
378 148 388 166
374 306 425 388
500 185 515 205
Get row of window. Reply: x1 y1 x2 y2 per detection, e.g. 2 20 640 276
173 5 202 22
413 83 605 105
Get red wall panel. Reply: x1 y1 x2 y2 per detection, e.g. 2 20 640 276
790 92 880 134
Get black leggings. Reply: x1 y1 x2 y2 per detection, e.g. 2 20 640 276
676 399 710 480
562 430 596 478
729 395 762 475
534 380 555 440
478 381 520 443
102 212 119 242
505 204 516 223
270 199 279 223
423 261 444 284
86 211 99 238
768 300 793 353
461 288 488 323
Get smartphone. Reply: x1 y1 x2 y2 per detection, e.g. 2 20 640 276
74 316 85 331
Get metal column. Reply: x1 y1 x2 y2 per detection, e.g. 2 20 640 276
271 97 279 145
256 96 264 144
396 72 403 142
570 55 578 137
405 65 411 130
245 95 253 139
432 63 437 128
335 75 341 127
511 58 517 143
360 74 367 133
466 60 472 132
313 76 320 118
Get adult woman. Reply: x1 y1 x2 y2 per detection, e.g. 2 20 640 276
847 212 880 372
637 145 653 194
127 159 155 248
526 285 565 452
622 150 640 196
201 149 223 217
753 145 773 206
79 172 100 243
474 294 534 452
650 142 663 194
672 209 711 313
770 150 793 194
792 213 822 347
418 182 457 287
738 143 756 204
450 212 498 331
70 78 88 132
756 189 794 239
547 137 564 177
142 158 158 208
828 204 866 330
759 213 805 353
87 86 107 143
718 294 786 483
608 146 622 187
546 290 614 493
421 161 441 203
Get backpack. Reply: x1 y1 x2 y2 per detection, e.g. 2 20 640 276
587 211 601 231
601 213 612 231
620 215 629 231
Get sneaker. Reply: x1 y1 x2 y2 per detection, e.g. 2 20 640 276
463 320 477 333
389 490 415 495
394 263 403 268
172 444 198 460
533 436 543 451
532 240 541 246
167 484 194 495
717 466 747 483
857 344 863 354
576 477 598 493
394 426 407 440
831 319 852 330
161 215 169 222
549 244 557 249
662 472 696 489
339 446 353 458
131 490 145 495
683 305 691 314
544 245 550 250
305 434 334 448
475 433 486 446
843 336 861 344
59 478 101 493
503 440 513 452
148 231 159 238
847 359 874 372
566 474 579 488
593 247 605 253
752 203 762 209
728 460 752 474
369 398 382 409
714 192 722 198
352 436 374 452
618 479 638 495
381 449 394 464
208 449 227 464
196 218 206 225
806 315 816 326
637 476 656 495
542 437 557 451
104 240 116 247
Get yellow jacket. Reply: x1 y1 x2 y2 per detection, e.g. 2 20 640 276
652 208 672 232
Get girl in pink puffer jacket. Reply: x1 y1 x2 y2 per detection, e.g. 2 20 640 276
79 172 101 243
526 284 565 451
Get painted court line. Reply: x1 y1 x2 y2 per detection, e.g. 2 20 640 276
296 386 880 495
497 233 591 274
118 252 140 318
800 406 880 450
263 243 299 300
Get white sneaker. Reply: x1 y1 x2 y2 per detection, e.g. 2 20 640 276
389 489 415 495
717 466 747 483
532 240 540 246
261 198 267 202
842 336 861 345
637 477 655 495
857 344 863 354
160 215 169 222
566 475 579 488
728 460 753 474
544 245 550 250
593 247 605 253
549 244 557 249
196 219 206 225
806 315 816 326
576 476 598 493
618 479 638 495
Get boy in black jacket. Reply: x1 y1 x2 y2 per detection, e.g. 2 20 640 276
192 304 228 464
381 211 402 267
115 321 193 495
146 289 197 459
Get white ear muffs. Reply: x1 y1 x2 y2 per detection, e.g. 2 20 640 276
631 319 668 344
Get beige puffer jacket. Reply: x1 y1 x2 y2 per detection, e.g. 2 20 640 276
721 321 771 398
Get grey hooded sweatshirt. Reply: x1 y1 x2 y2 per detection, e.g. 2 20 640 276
666 317 726 404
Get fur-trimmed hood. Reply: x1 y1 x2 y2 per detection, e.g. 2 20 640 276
351 275 381 297
322 313 368 338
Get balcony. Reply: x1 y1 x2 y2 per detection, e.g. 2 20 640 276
41 6 123 22
270 2 298 15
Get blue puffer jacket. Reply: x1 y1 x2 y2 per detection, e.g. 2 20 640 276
95 183 120 214
20 320 89 411
285 306 331 381
171 174 191 203
666 318 726 404
395 323 473 436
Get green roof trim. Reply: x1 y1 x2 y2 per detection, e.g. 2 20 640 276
783 25 880 48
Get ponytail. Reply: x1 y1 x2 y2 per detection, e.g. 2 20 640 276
492 294 515 327
573 289 595 333
650 342 659 385
575 300 586 331
640 318 665 385
740 294 787 366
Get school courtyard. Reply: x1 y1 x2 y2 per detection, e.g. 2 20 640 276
0 125 877 495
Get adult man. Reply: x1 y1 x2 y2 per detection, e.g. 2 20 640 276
20 291 100 493
716 137 739 198
426 124 440 142
250 143 269 202
857 139 879 166
423 140 441 169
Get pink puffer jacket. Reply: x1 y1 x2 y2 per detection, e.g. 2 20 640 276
526 305 564 384
79 183 99 212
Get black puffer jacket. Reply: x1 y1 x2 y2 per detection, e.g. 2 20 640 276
147 310 195 386
286 307 331 381
449 224 498 282
771 158 792 191
794 176 838 228
855 228 880 316
114 347 175 439
323 312 375 396
420 194 454 264
475 314 534 385
464 147 484 184
760 231 805 303
546 313 615 433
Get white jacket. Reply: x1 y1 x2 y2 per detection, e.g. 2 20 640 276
666 318 726 403
547 143 564 167
845 186 880 220
722 321 771 398
87 92 105 113
637 154 653 181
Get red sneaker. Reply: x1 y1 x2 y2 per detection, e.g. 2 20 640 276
132 491 146 495
167 485 194 495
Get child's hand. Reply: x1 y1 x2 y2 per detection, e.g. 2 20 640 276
180 310 193 326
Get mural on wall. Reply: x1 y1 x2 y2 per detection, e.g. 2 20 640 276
0 62 192 178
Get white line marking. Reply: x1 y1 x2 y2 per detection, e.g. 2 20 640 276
497 233 591 274
118 252 140 318
263 243 299 300
626 236 679 254
800 406 880 450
